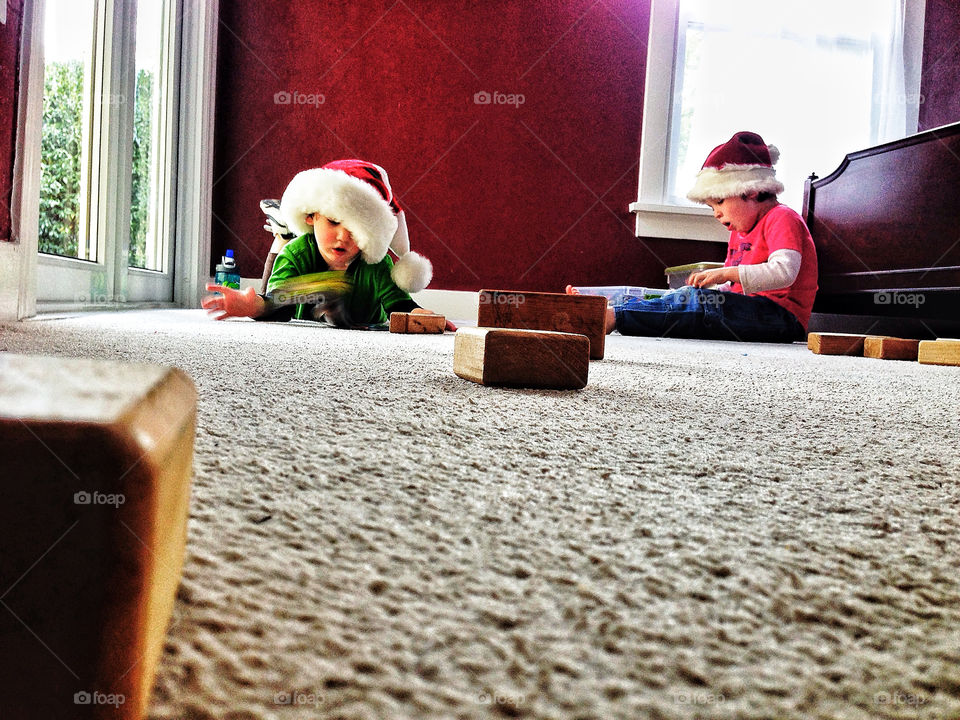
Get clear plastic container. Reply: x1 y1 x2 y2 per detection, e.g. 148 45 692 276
664 262 724 289
214 249 241 289
572 286 667 306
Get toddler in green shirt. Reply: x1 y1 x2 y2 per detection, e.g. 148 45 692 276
203 159 451 329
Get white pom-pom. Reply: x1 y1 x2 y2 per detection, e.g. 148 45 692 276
767 144 780 165
391 251 433 293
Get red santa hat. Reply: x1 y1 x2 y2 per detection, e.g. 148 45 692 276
686 131 784 203
279 159 432 293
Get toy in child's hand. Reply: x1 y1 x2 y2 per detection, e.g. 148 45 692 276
267 271 353 306
260 198 295 239
267 272 355 327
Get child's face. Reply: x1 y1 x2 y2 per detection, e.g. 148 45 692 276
306 214 360 270
705 194 763 234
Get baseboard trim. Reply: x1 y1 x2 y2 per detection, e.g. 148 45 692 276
411 289 479 325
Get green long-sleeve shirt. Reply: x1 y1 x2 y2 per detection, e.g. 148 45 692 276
262 234 419 324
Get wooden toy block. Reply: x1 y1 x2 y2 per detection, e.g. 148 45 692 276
863 336 920 361
389 311 446 334
453 327 589 389
0 354 196 720
807 332 867 355
477 289 608 360
918 339 960 366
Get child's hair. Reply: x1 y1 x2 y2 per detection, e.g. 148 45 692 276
752 191 777 202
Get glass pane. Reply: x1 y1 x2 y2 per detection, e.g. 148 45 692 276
669 0 898 210
39 0 96 259
129 0 165 270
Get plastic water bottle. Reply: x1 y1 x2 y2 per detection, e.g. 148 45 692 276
214 249 241 289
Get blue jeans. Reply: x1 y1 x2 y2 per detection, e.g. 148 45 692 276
614 287 805 343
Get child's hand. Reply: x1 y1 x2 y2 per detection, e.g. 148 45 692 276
202 284 265 320
687 266 739 288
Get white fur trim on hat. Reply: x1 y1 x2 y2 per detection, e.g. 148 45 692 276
387 210 432 292
280 168 398 264
686 165 785 203
391 251 432 294
390 210 410 257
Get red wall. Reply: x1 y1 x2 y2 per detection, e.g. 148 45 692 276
212 0 717 290
2 3 956 284
1 1 26 242
919 0 960 131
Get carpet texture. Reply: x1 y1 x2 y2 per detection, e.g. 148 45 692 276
2 309 959 720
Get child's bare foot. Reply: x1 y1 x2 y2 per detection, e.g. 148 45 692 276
565 285 580 295
605 307 616 334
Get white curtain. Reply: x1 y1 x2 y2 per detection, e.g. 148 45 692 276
876 0 907 142
669 0 921 210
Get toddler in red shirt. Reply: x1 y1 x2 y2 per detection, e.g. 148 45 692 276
571 131 817 342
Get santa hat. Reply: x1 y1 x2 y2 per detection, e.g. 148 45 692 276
687 131 784 203
279 159 432 293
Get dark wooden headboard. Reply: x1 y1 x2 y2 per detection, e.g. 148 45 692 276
802 121 960 338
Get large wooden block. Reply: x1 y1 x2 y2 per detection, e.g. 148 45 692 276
0 354 196 720
389 311 445 334
863 336 920 361
918 339 960 366
807 332 867 356
453 327 589 389
477 289 608 359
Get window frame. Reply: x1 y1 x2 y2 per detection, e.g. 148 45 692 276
35 0 179 307
630 0 926 243
7 0 216 317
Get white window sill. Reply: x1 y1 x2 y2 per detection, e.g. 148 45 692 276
629 202 729 243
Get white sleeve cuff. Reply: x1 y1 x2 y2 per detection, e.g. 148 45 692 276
738 249 802 294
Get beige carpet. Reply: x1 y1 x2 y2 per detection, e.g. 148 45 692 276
2 309 960 719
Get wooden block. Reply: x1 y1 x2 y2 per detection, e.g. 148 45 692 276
453 327 589 389
918 339 960 366
389 311 446 334
477 289 607 360
807 332 867 355
863 336 920 361
0 354 196 720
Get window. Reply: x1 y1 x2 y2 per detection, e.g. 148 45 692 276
8 0 216 319
632 0 926 241
129 0 175 272
38 0 96 261
37 0 178 307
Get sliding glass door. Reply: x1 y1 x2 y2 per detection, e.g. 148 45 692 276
37 0 177 308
